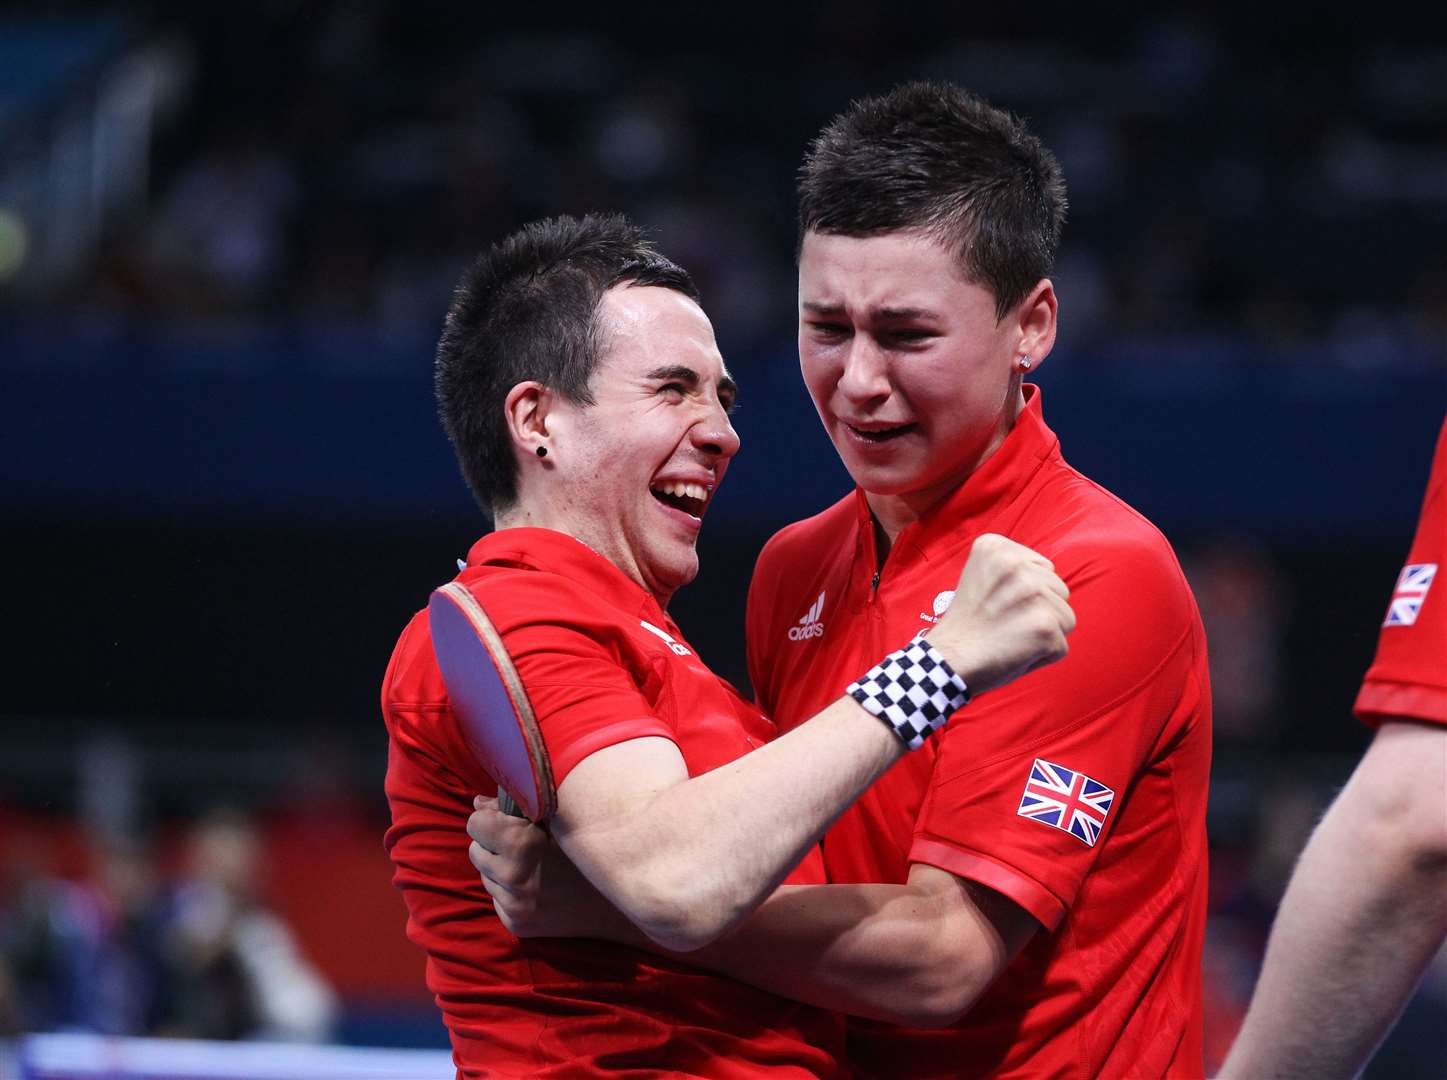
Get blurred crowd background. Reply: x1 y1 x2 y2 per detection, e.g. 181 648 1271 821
3 2 1446 1075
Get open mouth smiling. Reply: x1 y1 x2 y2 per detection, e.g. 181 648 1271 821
650 480 712 519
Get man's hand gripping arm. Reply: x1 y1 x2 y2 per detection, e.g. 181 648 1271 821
469 797 1038 1026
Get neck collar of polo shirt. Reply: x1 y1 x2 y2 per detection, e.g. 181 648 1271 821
462 527 675 625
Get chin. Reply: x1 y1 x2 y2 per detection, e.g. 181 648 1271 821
649 548 700 597
838 458 928 498
673 554 701 589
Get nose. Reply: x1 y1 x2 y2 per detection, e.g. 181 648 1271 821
837 337 891 406
691 400 741 460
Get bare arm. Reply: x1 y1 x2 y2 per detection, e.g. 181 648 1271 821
688 863 1038 1026
489 534 1073 953
1219 720 1447 1080
469 812 1036 1026
549 699 900 953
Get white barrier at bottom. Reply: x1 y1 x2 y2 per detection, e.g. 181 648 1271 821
6 1033 455 1080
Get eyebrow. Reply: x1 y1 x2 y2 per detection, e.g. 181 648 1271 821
875 306 938 322
800 301 939 322
646 365 739 407
800 301 844 317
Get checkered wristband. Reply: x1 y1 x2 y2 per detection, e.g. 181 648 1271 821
847 640 971 750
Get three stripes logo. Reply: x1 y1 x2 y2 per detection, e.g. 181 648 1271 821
640 620 692 656
788 590 827 641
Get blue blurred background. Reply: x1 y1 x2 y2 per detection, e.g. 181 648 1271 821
2 3 1445 1074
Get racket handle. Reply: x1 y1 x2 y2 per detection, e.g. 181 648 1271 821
496 788 525 818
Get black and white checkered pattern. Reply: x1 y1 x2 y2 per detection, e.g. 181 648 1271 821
847 640 971 751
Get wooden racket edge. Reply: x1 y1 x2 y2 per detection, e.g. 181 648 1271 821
436 582 558 823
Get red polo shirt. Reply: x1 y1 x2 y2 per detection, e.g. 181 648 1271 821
384 528 844 1079
1355 415 1447 728
747 387 1211 1079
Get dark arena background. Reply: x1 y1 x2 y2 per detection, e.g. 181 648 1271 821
2 3 1445 1076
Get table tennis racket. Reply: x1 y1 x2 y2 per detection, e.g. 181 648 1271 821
428 582 556 823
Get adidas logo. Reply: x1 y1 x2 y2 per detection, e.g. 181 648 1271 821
788 590 827 641
640 620 692 656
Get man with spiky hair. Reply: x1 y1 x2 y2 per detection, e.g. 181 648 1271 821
389 212 849 1076
742 80 1211 1078
470 84 1212 1078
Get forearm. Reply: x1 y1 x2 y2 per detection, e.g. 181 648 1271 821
688 882 988 1026
1220 724 1447 1080
556 697 903 951
577 880 986 1024
475 805 1033 1020
620 864 1030 1028
471 799 1001 1016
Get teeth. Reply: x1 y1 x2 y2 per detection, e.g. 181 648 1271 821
654 481 710 502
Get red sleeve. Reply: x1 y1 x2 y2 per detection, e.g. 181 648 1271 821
1355 416 1447 728
474 573 678 787
909 532 1208 929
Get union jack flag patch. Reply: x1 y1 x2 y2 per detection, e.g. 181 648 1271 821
1016 758 1115 847
1384 564 1437 627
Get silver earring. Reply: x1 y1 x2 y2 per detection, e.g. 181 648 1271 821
1018 355 1032 371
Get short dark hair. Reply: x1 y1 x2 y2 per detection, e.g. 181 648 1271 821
798 81 1067 320
435 213 699 514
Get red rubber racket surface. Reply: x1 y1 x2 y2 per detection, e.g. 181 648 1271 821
428 582 556 823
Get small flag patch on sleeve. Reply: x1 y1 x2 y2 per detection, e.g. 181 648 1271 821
1016 758 1115 847
1384 563 1437 627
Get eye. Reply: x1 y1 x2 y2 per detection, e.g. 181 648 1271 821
807 321 851 341
886 329 935 347
659 382 688 400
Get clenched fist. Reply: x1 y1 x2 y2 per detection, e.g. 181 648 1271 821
928 533 1075 696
